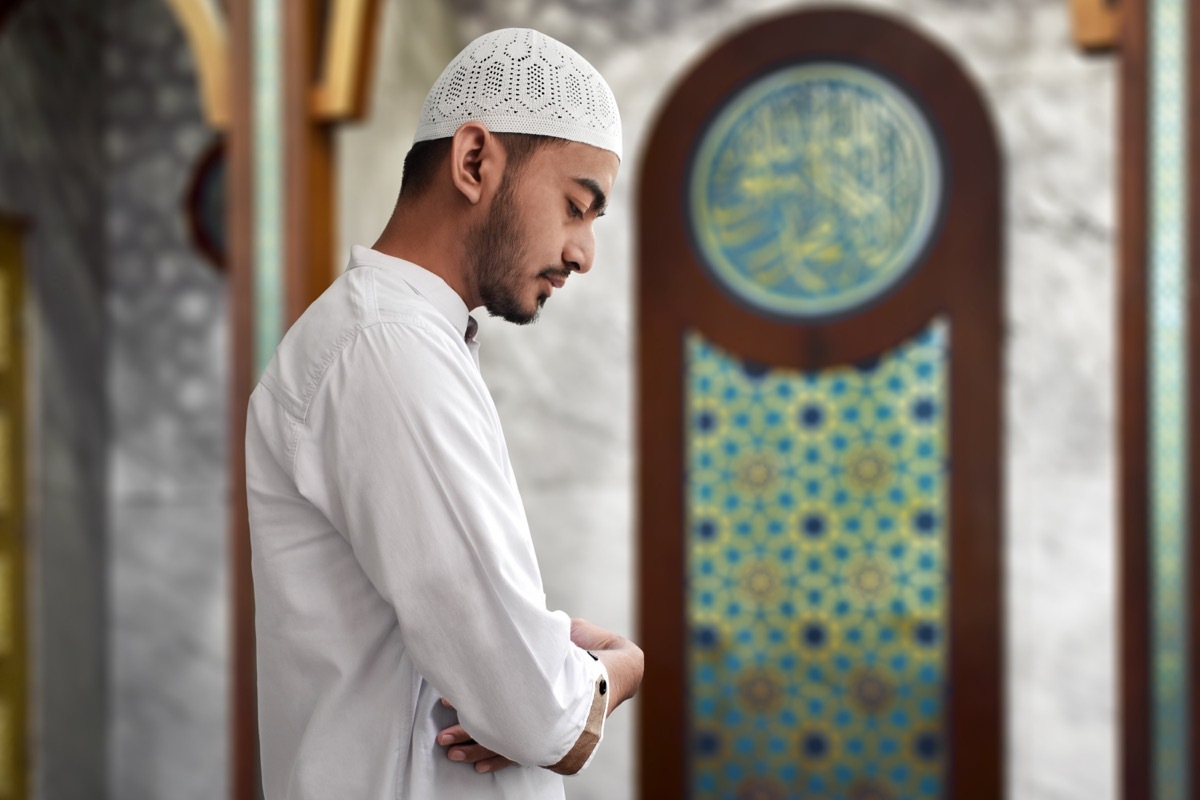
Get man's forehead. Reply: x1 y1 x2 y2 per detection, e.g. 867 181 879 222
545 141 619 191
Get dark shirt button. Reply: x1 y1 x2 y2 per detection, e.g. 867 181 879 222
599 679 607 695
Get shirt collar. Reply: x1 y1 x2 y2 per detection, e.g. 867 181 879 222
348 245 477 344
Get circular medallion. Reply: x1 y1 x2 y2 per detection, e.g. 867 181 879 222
689 63 943 319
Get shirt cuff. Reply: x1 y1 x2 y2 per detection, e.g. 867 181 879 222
546 652 609 775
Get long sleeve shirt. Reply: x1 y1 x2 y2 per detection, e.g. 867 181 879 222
245 245 608 800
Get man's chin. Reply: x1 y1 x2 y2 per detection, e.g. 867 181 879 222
487 300 541 326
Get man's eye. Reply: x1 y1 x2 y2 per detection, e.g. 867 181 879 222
568 201 584 219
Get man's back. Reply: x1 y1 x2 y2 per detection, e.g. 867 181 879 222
246 247 605 799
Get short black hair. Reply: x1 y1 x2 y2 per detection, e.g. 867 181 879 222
397 133 568 201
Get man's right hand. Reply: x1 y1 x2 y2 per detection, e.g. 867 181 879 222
569 618 644 717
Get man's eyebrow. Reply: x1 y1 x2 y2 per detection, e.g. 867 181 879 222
573 178 608 216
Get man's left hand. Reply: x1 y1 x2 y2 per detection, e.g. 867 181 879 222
437 698 515 774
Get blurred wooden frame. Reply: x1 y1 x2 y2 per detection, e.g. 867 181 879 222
1069 0 1119 53
0 0 27 39
165 0 231 127
0 213 27 800
311 0 382 121
166 0 381 128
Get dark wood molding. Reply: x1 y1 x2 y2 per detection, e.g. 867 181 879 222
283 0 337 325
636 8 1004 798
1117 0 1151 792
0 214 28 800
0 0 24 41
635 303 687 797
227 0 257 797
184 137 228 271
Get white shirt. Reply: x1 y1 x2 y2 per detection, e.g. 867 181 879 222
246 245 608 800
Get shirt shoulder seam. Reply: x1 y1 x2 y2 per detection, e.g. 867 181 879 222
252 377 306 481
296 316 455 424
258 372 301 419
369 266 382 325
288 316 462 480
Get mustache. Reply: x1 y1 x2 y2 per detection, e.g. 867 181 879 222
538 266 572 280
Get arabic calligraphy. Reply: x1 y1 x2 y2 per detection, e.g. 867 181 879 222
690 64 943 318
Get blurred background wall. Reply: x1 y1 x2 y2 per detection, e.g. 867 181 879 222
1 0 1117 798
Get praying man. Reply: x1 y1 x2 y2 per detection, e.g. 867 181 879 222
245 27 644 800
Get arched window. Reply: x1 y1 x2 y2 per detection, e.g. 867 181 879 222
636 10 1003 798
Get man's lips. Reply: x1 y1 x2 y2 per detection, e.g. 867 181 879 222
542 273 568 291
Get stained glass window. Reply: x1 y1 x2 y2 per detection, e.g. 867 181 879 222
686 320 949 798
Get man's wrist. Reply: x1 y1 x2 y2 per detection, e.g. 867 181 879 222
591 642 643 710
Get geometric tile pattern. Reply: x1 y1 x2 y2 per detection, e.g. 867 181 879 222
1148 0 1191 793
686 320 948 799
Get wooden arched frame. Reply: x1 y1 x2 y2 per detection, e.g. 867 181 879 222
636 9 1004 798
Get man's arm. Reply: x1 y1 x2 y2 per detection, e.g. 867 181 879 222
310 321 609 768
436 618 643 774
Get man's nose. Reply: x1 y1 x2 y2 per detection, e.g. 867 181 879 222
563 228 595 274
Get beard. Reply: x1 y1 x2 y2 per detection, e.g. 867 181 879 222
465 176 548 325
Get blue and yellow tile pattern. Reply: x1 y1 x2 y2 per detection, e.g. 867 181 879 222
686 321 949 799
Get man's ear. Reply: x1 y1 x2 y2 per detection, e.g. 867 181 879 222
449 122 503 205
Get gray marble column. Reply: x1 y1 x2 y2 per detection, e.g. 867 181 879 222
104 2 229 799
0 2 108 798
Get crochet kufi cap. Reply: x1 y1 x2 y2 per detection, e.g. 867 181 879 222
414 28 622 160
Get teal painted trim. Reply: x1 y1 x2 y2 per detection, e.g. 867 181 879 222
1148 0 1191 793
253 0 284 377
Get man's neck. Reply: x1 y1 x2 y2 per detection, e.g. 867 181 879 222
373 204 477 309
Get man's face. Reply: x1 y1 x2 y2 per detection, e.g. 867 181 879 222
467 140 619 325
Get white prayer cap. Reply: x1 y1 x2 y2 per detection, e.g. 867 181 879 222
414 28 623 160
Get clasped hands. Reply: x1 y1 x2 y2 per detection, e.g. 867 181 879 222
436 618 645 774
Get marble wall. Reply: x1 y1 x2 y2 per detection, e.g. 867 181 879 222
339 1 1117 798
104 1 229 799
0 2 109 798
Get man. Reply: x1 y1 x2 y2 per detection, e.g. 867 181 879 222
245 28 644 800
